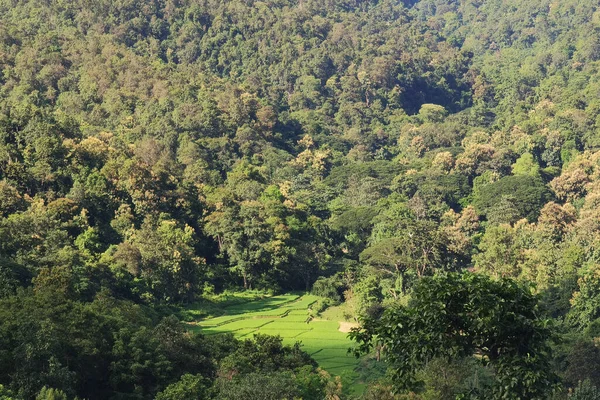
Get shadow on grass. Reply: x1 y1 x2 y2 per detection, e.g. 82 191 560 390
180 292 304 321
224 295 300 314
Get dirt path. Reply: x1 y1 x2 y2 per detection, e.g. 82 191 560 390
338 321 359 333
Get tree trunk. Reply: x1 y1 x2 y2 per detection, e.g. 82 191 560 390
400 271 406 295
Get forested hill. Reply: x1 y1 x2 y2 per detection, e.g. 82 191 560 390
2 0 600 398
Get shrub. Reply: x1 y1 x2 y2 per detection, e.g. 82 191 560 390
311 276 344 303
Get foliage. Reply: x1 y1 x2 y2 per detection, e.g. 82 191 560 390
218 334 316 376
35 387 68 400
350 272 558 399
569 265 600 330
312 275 344 303
1 0 600 396
195 294 360 385
570 380 600 400
564 340 600 388
473 175 553 222
215 372 299 400
154 374 211 400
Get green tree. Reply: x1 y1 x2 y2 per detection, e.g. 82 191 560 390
0 384 14 400
36 387 68 400
350 272 558 399
218 334 316 377
485 195 523 225
155 374 210 400
363 202 455 291
348 274 384 319
570 380 600 400
128 219 205 303
474 224 522 278
569 265 600 330
215 372 299 400
511 153 541 177
474 175 552 222
564 340 600 388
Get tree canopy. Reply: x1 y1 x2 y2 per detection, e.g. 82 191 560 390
1 0 600 397
350 272 558 399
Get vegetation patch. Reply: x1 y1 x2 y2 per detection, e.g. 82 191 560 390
190 293 363 391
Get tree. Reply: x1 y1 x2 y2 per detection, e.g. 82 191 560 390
35 387 68 400
363 202 455 292
360 238 413 296
348 275 383 319
215 372 300 400
350 272 558 399
218 334 316 377
0 384 14 400
126 219 205 303
570 380 600 400
474 224 522 278
154 374 210 400
109 326 171 398
485 195 523 225
474 175 553 222
511 152 540 177
418 104 448 123
0 259 31 298
441 206 481 261
431 151 455 172
564 340 600 388
569 265 600 330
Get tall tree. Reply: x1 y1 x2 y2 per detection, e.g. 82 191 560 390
350 272 558 399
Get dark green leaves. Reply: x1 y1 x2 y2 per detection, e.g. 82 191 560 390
350 272 558 399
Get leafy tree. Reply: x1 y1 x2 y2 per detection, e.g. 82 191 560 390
512 153 541 177
114 219 206 303
474 224 522 278
360 238 413 296
35 387 68 400
311 275 344 303
350 272 558 399
363 201 457 293
218 334 316 377
474 175 552 222
348 274 384 319
215 372 299 400
485 195 523 226
154 374 211 400
0 385 14 400
564 340 600 388
569 265 600 330
570 380 600 400
417 357 494 400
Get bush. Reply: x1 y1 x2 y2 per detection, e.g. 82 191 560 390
311 276 344 303
310 298 333 316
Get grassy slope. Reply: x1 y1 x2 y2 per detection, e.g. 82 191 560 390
183 293 365 394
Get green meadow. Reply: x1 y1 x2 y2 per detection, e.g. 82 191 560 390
186 294 363 391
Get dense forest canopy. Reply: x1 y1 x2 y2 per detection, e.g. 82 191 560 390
2 0 600 398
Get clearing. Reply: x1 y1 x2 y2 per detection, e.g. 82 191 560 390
184 293 364 392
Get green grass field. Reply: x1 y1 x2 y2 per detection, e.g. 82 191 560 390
186 293 363 393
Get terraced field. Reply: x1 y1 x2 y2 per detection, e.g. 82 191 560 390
189 294 360 380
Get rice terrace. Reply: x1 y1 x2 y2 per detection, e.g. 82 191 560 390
184 293 364 391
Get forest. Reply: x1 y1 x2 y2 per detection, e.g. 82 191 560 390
1 0 600 398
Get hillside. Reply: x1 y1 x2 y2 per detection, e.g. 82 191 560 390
1 0 600 398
